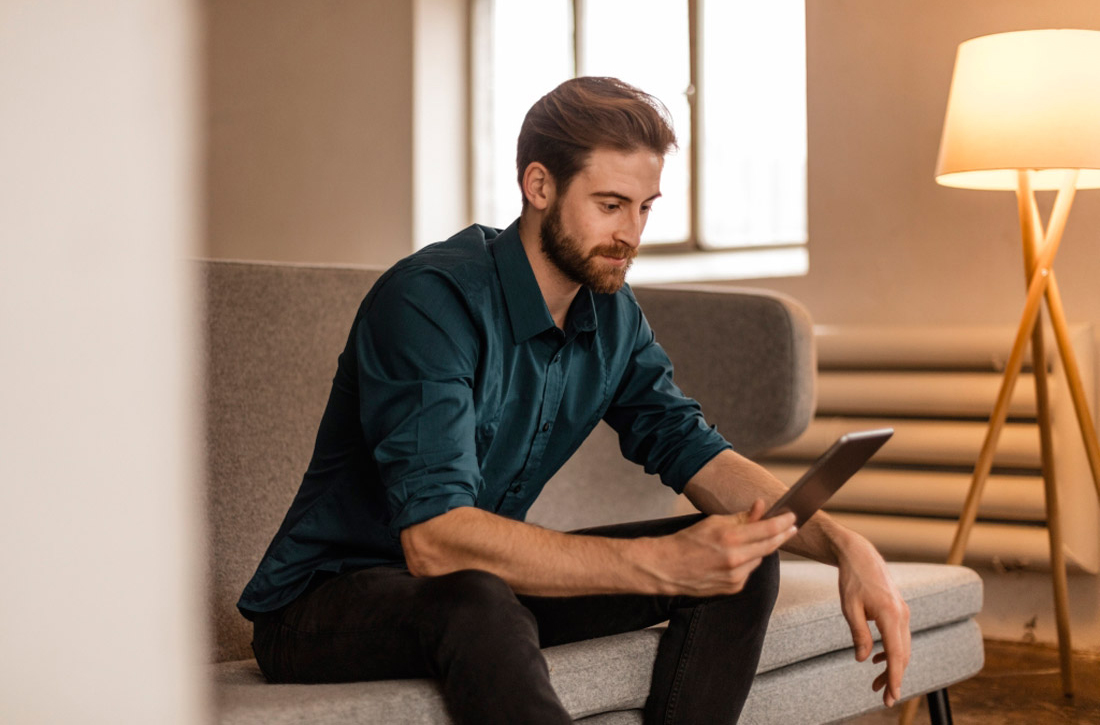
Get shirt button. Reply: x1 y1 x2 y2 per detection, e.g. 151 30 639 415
510 484 522 494
552 354 561 364
542 422 550 432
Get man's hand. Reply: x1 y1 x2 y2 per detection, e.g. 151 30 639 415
679 449 912 705
835 532 911 708
650 500 797 598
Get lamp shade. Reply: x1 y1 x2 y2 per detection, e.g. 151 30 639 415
935 29 1100 190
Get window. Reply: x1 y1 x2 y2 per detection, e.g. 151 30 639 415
471 0 808 281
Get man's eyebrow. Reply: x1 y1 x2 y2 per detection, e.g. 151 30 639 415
591 191 663 202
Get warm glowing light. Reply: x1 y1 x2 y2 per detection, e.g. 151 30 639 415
935 29 1100 190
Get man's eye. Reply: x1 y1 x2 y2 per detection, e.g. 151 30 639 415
641 205 652 214
603 203 619 212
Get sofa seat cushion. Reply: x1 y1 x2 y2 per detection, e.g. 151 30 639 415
215 628 660 724
213 562 983 724
759 561 981 673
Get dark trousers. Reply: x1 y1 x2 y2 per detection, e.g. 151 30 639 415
251 514 780 724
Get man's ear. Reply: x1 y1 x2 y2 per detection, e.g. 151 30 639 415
521 162 555 211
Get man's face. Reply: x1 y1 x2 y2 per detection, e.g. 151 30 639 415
539 148 663 295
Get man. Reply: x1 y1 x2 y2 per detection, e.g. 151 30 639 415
239 77 910 724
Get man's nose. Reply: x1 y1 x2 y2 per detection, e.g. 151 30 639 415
614 210 644 249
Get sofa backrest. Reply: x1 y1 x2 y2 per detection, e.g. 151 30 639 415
201 259 814 662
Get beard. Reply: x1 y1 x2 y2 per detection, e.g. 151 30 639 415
539 202 636 295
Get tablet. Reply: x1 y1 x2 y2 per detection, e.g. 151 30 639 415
763 428 894 526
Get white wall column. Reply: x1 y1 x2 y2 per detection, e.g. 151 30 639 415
0 1 207 721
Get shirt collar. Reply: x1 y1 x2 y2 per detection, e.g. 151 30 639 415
492 219 598 343
564 286 598 339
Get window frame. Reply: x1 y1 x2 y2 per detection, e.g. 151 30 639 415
469 0 809 268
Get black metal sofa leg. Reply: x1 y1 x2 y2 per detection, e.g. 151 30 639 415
926 688 954 725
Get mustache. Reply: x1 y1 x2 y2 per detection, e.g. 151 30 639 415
588 244 637 261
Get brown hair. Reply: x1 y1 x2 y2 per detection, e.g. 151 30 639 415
516 77 678 206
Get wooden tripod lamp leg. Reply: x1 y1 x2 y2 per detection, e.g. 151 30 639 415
1028 187 1100 503
946 260 1052 564
1034 312 1077 698
946 177 1077 565
1019 173 1075 696
898 697 920 724
1041 272 1100 503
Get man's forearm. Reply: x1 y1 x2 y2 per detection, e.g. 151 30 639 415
683 448 856 566
401 506 668 597
401 499 798 599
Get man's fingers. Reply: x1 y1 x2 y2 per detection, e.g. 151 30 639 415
730 500 778 527
737 526 798 562
882 629 910 705
875 600 911 705
859 622 909 708
844 606 873 662
743 498 767 523
721 511 796 542
857 611 909 707
872 669 899 707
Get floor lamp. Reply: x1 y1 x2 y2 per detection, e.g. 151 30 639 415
920 28 1100 711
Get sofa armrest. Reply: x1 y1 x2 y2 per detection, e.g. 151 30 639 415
632 285 816 459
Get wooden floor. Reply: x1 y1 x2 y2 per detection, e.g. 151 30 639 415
845 640 1100 724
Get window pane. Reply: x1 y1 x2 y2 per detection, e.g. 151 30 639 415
699 0 806 248
579 0 691 245
474 0 573 229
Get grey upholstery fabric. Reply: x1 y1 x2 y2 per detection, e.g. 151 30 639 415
211 561 983 724
201 261 385 663
573 612 982 725
759 561 982 674
526 421 682 531
740 619 983 725
216 621 982 725
632 286 816 459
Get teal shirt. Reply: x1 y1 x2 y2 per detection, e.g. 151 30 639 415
237 220 732 617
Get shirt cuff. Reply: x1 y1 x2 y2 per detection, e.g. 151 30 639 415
388 487 478 540
660 424 733 494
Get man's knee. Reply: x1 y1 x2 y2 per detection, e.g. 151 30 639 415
704 552 779 612
420 569 541 663
745 551 781 614
426 569 535 631
431 569 515 604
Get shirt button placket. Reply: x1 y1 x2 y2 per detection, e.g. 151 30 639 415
517 345 565 487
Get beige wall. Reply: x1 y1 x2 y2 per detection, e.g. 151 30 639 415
205 0 418 265
757 0 1100 328
1 1 206 722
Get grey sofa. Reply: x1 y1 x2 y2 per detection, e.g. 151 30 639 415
202 259 984 724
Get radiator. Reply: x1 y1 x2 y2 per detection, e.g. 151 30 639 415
758 324 1100 574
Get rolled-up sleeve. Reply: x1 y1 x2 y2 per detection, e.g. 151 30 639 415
603 308 732 494
356 267 482 537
